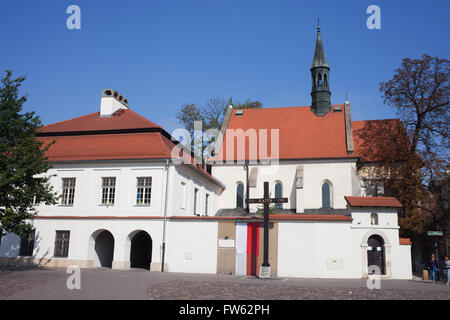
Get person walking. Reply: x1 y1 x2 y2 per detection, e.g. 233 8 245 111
443 256 450 285
429 254 439 284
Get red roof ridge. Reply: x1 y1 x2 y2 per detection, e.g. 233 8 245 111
344 196 403 208
39 111 100 131
231 104 345 112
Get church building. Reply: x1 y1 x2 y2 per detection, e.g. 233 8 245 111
0 26 413 279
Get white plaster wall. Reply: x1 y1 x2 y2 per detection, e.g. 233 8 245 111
165 221 218 274
212 159 357 212
169 166 219 217
35 162 166 217
351 207 399 229
391 245 413 279
277 221 361 278
33 161 221 218
23 218 165 264
1 218 220 275
278 220 412 279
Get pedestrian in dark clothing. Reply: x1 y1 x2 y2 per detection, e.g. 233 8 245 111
429 254 439 284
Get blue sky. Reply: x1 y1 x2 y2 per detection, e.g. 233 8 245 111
0 0 448 133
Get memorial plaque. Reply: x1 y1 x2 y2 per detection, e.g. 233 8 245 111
259 266 271 279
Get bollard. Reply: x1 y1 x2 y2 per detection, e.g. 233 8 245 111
422 269 428 280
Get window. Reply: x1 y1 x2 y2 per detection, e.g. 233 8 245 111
136 177 152 205
205 194 209 216
193 188 199 215
19 230 35 256
54 230 70 257
101 177 116 205
275 182 282 209
61 178 76 205
322 181 331 208
236 183 244 208
371 213 379 225
318 73 322 86
181 181 187 209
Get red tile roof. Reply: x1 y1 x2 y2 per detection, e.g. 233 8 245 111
214 105 353 161
39 132 173 161
344 196 403 208
39 109 161 134
399 238 412 245
37 109 224 188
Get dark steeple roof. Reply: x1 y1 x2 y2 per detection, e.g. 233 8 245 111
311 24 329 69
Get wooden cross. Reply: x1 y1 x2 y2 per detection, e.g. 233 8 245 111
246 181 288 276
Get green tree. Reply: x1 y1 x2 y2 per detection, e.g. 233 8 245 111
175 97 262 169
0 70 58 238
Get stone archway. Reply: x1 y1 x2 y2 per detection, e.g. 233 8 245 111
360 230 392 279
89 230 115 268
129 230 152 270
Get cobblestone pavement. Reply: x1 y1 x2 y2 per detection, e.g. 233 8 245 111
1 267 449 300
146 280 450 300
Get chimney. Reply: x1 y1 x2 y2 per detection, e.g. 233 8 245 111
100 89 129 116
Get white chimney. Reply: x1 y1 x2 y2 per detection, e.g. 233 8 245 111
100 89 129 116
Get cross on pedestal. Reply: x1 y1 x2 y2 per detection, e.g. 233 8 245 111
246 181 288 278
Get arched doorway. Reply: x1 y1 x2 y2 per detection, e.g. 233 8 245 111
367 235 385 275
130 231 152 270
94 230 115 268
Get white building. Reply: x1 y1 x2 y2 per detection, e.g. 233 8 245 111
0 27 413 279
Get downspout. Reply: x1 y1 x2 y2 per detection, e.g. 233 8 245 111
161 159 170 272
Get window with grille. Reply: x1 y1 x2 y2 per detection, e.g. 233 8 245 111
54 230 70 257
101 177 116 205
136 177 152 205
19 230 35 256
61 178 76 205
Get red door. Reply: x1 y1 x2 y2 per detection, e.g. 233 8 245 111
246 223 260 276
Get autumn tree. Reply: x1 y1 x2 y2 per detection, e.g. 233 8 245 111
0 70 58 238
358 54 449 236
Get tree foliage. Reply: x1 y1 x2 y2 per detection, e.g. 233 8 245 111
175 97 262 160
358 54 449 234
0 70 58 237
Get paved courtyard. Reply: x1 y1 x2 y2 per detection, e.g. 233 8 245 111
0 267 449 300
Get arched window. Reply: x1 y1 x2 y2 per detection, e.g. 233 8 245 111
370 213 378 225
324 74 327 86
236 183 244 208
275 182 282 209
321 181 331 208
318 73 322 86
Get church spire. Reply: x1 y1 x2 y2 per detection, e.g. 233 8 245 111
310 22 331 116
